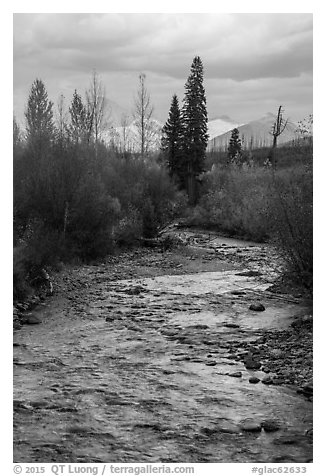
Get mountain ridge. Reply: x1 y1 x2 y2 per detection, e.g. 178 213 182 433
208 113 300 151
103 101 303 152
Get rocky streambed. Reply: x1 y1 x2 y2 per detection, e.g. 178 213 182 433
13 229 313 463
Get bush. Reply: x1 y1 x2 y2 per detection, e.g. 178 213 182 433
103 157 187 240
188 165 271 241
268 166 313 290
141 163 187 237
13 247 32 301
114 207 143 246
66 174 119 260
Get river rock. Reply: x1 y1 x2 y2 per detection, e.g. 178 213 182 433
218 421 240 434
240 419 262 432
200 426 217 436
244 359 261 370
273 433 301 445
105 316 115 322
301 382 313 396
161 328 180 337
25 315 42 325
249 376 260 384
237 270 263 277
261 419 281 432
205 360 217 366
271 377 286 385
255 336 266 344
249 303 266 312
125 285 147 295
231 290 246 296
229 371 242 378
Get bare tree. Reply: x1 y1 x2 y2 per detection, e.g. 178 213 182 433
133 73 155 156
269 105 288 166
120 112 131 156
56 94 68 142
86 70 108 155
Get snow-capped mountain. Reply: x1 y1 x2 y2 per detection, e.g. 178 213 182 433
208 113 300 151
207 115 243 140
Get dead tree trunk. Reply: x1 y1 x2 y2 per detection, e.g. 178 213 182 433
270 105 288 167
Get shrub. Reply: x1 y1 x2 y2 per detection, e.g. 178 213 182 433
103 157 186 240
114 207 143 246
13 247 32 301
268 166 313 290
189 165 271 241
66 174 119 260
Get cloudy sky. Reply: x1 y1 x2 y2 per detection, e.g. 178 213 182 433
13 13 313 126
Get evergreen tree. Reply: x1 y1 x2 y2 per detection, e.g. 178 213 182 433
24 79 55 200
21 79 57 232
228 128 242 163
161 94 184 182
69 90 88 144
25 78 54 153
181 56 208 203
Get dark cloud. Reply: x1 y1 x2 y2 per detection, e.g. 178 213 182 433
13 13 313 124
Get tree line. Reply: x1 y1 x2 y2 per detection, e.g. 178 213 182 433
13 73 187 288
13 57 211 298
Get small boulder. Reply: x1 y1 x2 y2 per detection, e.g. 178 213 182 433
25 315 41 325
244 359 261 370
262 376 273 385
249 376 260 384
301 383 313 396
231 290 246 296
237 270 262 277
271 377 286 385
240 419 262 432
261 419 281 432
273 433 300 445
205 360 217 366
229 371 242 378
218 421 240 434
249 303 266 312
105 316 115 322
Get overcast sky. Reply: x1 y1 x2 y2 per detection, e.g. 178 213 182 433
13 13 313 126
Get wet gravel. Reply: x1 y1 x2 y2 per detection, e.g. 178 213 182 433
13 230 313 463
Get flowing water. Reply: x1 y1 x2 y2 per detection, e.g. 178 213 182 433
13 233 312 463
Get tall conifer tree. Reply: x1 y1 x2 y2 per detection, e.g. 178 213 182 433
182 56 208 203
69 90 88 144
161 94 184 183
25 78 54 155
227 128 242 163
